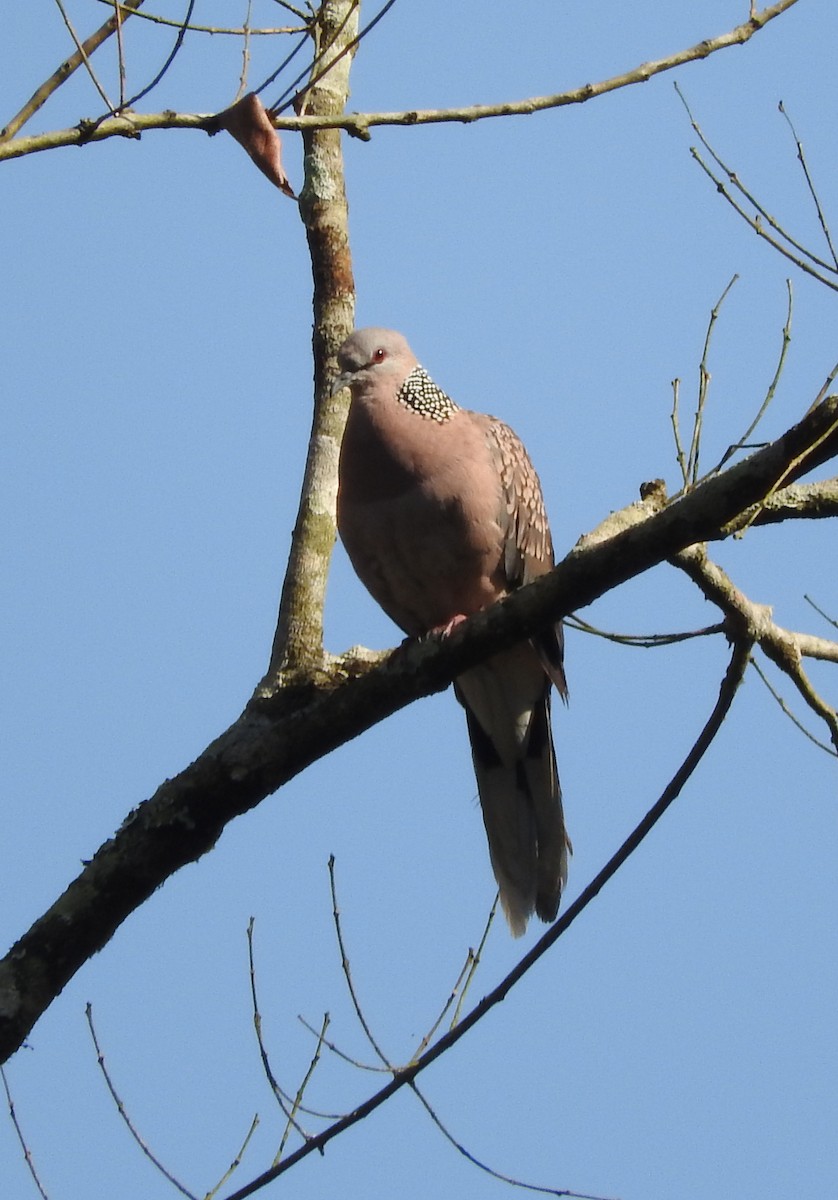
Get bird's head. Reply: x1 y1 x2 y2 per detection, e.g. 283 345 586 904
331 327 418 396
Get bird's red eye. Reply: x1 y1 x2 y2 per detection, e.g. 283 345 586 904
372 347 386 363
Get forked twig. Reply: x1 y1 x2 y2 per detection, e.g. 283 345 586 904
411 950 474 1060
451 896 497 1027
1 0 145 142
676 84 838 291
53 0 117 113
327 862 609 1200
222 643 750 1200
297 1012 385 1072
271 0 398 115
687 275 738 485
412 896 497 1058
675 545 838 752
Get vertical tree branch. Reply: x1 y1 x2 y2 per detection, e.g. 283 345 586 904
266 0 359 679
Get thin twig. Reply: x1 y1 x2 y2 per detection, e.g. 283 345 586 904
688 275 738 485
328 855 391 1066
711 279 792 473
676 83 837 276
0 1 801 159
671 377 690 488
221 641 751 1200
779 101 838 270
275 1014 328 1163
114 0 126 109
235 0 255 102
297 1014 388 1074
86 1003 199 1200
1 1066 50 1200
96 2 303 35
53 0 116 112
410 1083 616 1200
1 0 145 142
272 0 309 18
204 1114 261 1200
750 656 837 756
734 409 838 533
246 919 313 1136
268 0 361 111
272 0 397 115
124 0 197 109
412 897 497 1056
411 952 474 1060
567 614 725 648
450 896 497 1027
695 150 838 291
251 30 311 98
804 595 838 632
807 359 838 415
328 862 598 1199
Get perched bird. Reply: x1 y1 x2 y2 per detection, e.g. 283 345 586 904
333 328 569 935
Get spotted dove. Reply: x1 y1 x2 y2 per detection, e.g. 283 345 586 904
333 328 569 936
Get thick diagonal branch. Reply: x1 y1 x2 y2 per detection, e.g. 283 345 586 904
1 395 836 1065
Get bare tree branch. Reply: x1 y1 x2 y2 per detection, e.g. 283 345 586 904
1 1066 50 1200
266 1 358 677
219 636 752 1200
0 0 146 143
86 1004 199 1200
1 394 836 1067
0 1 799 161
674 545 838 751
96 1 304 35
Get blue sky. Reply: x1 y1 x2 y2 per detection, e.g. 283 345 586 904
2 3 837 1199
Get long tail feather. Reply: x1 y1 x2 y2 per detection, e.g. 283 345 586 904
455 645 569 936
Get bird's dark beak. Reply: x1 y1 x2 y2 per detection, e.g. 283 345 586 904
331 370 354 397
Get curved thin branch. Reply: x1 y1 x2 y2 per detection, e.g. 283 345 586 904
86 1004 199 1200
1 1067 49 1200
97 1 303 35
220 637 752 1200
0 0 799 161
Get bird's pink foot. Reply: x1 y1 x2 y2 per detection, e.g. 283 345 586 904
429 614 470 638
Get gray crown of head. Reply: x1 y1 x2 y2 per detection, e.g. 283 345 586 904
396 365 459 423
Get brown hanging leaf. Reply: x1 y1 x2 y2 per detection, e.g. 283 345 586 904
207 92 296 198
